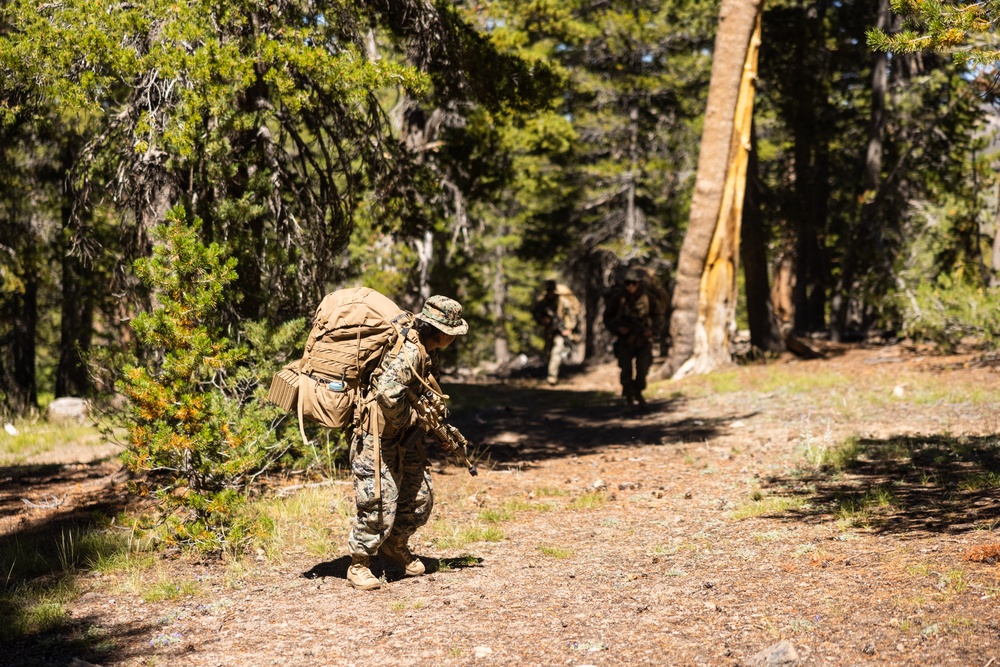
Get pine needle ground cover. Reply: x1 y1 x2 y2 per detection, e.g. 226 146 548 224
3 344 1000 666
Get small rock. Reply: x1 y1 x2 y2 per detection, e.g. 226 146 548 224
3 423 17 436
591 479 606 491
474 646 492 658
892 385 905 398
861 642 876 655
46 397 91 425
748 640 800 667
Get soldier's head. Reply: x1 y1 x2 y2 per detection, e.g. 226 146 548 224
416 295 468 350
544 279 557 294
623 268 643 293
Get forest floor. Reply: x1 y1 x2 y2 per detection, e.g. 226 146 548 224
3 342 1000 667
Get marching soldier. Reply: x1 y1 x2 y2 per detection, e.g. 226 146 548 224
532 279 581 385
347 295 468 590
604 269 662 411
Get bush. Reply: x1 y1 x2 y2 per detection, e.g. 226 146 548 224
897 275 1000 352
114 207 307 551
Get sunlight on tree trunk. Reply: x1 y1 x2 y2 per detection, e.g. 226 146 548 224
658 0 763 380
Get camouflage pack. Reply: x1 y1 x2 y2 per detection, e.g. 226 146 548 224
267 287 421 432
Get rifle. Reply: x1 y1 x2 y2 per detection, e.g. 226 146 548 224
407 391 479 476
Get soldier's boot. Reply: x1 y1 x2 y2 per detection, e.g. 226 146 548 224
347 555 381 590
635 393 648 410
378 539 425 577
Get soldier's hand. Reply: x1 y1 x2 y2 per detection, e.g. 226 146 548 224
618 326 630 335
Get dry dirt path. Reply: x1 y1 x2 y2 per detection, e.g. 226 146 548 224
4 345 1000 667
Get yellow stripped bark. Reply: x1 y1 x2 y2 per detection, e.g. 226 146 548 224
691 13 762 374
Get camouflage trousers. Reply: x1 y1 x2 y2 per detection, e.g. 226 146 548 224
545 333 568 383
614 340 653 400
347 429 433 557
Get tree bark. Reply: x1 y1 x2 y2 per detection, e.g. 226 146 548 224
56 203 95 397
791 0 830 334
11 265 39 413
658 0 763 379
831 0 889 341
741 119 785 353
491 240 511 366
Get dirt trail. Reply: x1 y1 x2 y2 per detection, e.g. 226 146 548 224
4 345 1000 667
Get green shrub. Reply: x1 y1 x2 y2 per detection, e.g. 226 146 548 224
113 207 305 551
897 276 1000 351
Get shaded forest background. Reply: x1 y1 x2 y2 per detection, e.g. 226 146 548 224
2 0 1000 418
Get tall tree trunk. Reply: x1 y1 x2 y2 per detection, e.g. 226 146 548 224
491 239 511 366
741 119 785 353
992 191 1000 287
12 264 39 413
790 0 829 334
414 229 434 301
56 203 95 397
624 104 641 253
658 0 763 379
831 0 889 341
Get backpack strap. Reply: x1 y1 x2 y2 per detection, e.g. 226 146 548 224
396 327 444 399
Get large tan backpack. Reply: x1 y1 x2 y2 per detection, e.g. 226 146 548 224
267 287 419 436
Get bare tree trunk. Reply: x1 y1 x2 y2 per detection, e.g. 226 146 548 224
11 256 39 413
992 194 1000 287
491 240 511 365
56 202 95 397
414 229 433 301
741 120 785 353
624 104 641 253
658 0 763 379
831 0 889 341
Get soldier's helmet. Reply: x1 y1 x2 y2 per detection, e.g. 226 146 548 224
543 278 557 291
416 295 469 336
623 268 644 284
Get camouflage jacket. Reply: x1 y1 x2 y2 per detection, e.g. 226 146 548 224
373 335 435 438
604 288 659 348
532 287 580 337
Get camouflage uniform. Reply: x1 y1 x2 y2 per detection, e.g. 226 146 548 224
348 295 468 563
348 335 434 557
532 282 580 385
604 273 660 406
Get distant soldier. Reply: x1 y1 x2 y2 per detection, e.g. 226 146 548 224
604 269 661 410
532 279 581 385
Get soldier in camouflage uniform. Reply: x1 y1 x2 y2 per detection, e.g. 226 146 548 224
347 295 468 590
604 269 661 411
532 279 581 385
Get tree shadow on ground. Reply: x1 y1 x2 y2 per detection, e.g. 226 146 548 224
0 458 136 667
0 461 112 521
439 382 750 471
0 613 160 667
760 433 1000 537
302 555 484 583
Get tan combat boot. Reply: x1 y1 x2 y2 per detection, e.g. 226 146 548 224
378 539 425 576
347 554 381 590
